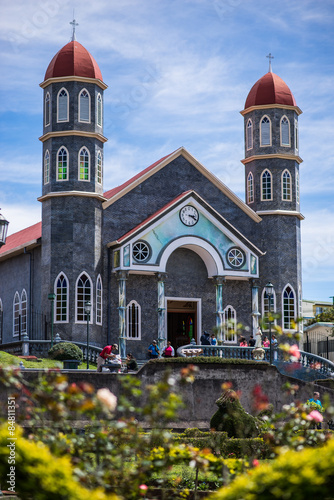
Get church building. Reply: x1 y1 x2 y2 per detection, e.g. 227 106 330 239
0 39 303 359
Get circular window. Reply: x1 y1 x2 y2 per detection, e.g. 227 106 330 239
227 247 245 268
132 240 151 263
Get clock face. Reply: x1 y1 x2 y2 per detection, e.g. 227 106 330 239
180 205 199 226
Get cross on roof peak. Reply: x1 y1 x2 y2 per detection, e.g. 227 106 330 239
70 18 79 41
266 53 274 73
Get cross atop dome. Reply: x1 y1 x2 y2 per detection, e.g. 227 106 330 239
266 52 274 73
70 18 79 41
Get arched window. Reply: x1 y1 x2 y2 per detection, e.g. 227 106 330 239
79 147 90 181
261 287 276 331
76 273 92 323
79 89 90 122
294 119 299 150
13 292 20 337
280 116 290 146
246 119 253 150
260 115 271 146
97 93 102 127
44 150 50 185
282 169 292 201
247 172 254 203
21 289 27 334
223 305 237 343
283 284 296 330
57 147 68 181
96 275 102 325
57 88 69 122
0 298 3 342
96 151 102 184
261 169 272 200
126 300 141 339
45 92 50 127
296 170 300 204
55 273 69 323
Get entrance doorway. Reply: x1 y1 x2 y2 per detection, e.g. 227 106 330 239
166 298 201 349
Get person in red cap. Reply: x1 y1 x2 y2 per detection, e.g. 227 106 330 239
97 343 119 372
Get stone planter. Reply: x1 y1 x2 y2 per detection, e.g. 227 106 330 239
63 360 81 369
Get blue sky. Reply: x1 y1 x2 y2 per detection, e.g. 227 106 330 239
0 0 333 302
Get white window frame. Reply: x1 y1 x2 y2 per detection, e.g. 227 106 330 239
261 287 277 331
282 283 296 332
280 115 290 147
45 92 51 127
294 119 299 151
96 275 103 325
223 305 237 344
247 172 254 204
97 93 102 127
96 151 102 184
21 289 27 335
57 146 69 181
13 292 20 337
260 115 271 146
78 88 91 123
296 169 300 205
75 272 93 324
44 149 50 185
246 119 253 150
282 169 292 201
57 87 69 123
54 272 69 323
78 147 90 181
261 169 273 201
126 300 141 340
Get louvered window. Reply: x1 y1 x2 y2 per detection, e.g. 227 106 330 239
247 172 254 203
246 119 253 150
97 151 102 184
44 150 50 185
281 116 290 146
79 89 90 122
260 116 271 146
58 89 68 122
97 93 102 127
45 92 50 126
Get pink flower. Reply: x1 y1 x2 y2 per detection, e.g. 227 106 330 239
307 410 323 423
252 459 259 467
139 484 148 496
289 344 301 360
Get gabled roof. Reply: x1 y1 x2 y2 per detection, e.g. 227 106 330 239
0 222 41 260
103 147 261 223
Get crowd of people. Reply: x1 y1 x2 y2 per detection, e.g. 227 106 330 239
238 327 278 349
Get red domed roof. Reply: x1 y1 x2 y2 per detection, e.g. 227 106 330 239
245 72 296 109
44 41 103 81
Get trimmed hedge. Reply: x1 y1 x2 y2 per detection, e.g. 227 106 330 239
148 356 268 365
48 342 83 361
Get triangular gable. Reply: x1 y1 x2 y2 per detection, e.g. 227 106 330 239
0 222 42 260
103 147 261 223
108 192 262 278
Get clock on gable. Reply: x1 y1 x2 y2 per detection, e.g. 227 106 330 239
179 205 199 226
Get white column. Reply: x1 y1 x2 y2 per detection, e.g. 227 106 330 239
156 272 167 353
116 271 128 359
213 276 225 344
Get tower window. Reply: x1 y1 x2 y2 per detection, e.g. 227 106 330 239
262 287 276 331
282 169 292 201
97 93 102 127
295 119 299 150
280 116 290 146
76 273 92 323
44 150 50 185
79 89 90 123
223 305 237 343
97 151 102 184
57 147 68 181
261 169 272 200
57 88 69 122
45 92 50 127
55 273 68 323
96 275 102 325
13 292 20 337
126 300 141 339
247 172 254 203
246 119 253 150
283 284 296 330
21 290 27 335
296 169 300 204
79 147 90 181
260 115 271 146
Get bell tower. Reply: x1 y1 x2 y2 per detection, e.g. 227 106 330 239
38 35 107 342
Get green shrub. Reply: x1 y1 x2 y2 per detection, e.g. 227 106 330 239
48 342 83 361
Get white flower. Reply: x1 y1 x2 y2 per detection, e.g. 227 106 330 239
96 388 117 411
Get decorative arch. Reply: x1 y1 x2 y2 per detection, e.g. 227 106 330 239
280 115 290 146
246 119 253 150
159 236 223 277
282 169 292 201
45 92 50 127
54 272 69 323
126 300 141 340
97 93 102 127
260 115 271 146
261 169 272 201
44 149 50 185
247 172 254 203
76 272 93 323
57 87 69 122
79 88 90 123
57 146 69 181
223 305 237 343
96 275 103 325
78 147 90 181
282 284 296 331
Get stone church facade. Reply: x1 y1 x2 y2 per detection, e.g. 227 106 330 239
0 40 303 359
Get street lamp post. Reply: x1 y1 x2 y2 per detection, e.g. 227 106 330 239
84 301 92 370
48 293 56 348
264 282 274 365
0 210 9 248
